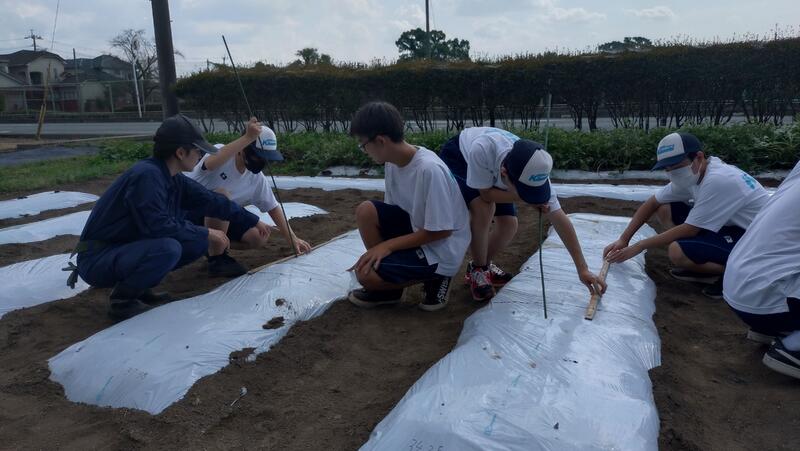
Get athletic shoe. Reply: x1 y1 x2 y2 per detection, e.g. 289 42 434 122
420 276 451 311
108 283 152 321
747 329 788 345
488 262 514 287
702 279 724 299
763 339 800 380
348 288 404 308
208 251 248 277
138 289 173 305
469 266 495 302
669 268 719 285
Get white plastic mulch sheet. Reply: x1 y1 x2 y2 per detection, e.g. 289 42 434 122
272 176 664 202
362 214 661 451
0 203 327 246
244 202 328 225
48 230 364 415
0 191 98 220
0 254 89 319
0 211 90 245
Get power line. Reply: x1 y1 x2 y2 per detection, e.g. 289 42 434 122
24 29 43 51
50 0 61 50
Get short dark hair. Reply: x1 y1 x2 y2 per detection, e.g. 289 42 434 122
350 101 404 143
152 141 181 160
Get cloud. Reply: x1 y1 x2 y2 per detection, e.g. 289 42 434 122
625 6 676 20
535 0 606 23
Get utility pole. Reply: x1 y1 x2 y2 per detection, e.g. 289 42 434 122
25 29 43 51
73 48 82 114
151 0 179 117
425 0 431 59
131 38 143 118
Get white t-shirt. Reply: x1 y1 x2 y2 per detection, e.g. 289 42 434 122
384 147 471 277
654 157 769 232
184 153 278 213
723 161 800 315
459 126 561 211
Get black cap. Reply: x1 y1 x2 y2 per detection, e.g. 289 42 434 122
153 114 217 154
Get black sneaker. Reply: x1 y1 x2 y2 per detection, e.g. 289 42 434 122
763 339 800 380
669 268 719 285
208 251 248 277
420 276 451 312
138 289 173 305
702 279 723 299
348 288 404 308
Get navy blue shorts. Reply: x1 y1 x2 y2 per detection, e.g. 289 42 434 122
670 202 745 265
370 200 439 285
730 298 800 336
439 135 517 217
185 208 252 242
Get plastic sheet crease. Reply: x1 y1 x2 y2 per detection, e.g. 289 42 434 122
0 191 98 220
361 213 661 451
48 230 364 415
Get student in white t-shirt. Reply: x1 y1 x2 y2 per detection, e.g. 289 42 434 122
723 160 800 379
346 102 470 312
604 132 769 298
439 126 606 301
185 118 311 275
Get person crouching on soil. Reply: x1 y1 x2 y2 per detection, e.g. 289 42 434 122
604 132 769 299
68 114 261 320
347 101 470 312
184 117 311 277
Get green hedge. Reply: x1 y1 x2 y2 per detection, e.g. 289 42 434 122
177 38 800 133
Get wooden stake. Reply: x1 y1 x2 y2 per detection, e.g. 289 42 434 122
246 232 350 275
584 260 611 321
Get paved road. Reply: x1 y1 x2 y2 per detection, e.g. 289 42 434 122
0 115 793 137
0 146 100 167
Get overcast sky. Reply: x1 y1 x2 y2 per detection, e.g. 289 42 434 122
1 0 797 75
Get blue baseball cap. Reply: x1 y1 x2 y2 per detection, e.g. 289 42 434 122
503 139 553 204
652 132 702 170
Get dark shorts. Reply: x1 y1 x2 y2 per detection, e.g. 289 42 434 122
729 298 800 336
370 200 439 285
670 202 745 265
439 135 517 217
185 208 253 242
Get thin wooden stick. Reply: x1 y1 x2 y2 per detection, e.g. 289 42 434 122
584 260 611 321
246 232 350 275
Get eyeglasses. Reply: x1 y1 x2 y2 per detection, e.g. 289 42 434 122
357 135 377 152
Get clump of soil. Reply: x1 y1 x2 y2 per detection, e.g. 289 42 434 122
275 298 286 307
228 348 256 367
263 316 285 330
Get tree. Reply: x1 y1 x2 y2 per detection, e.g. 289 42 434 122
598 36 653 53
110 29 184 111
395 28 470 62
290 47 333 67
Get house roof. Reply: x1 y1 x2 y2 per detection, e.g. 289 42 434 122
0 50 66 67
65 54 129 72
0 70 27 86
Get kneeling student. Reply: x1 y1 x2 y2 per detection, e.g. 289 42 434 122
604 132 769 298
723 160 800 380
185 118 311 271
347 101 470 311
71 114 260 320
439 126 606 301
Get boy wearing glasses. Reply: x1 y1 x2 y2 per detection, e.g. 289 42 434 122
604 132 769 298
347 102 470 311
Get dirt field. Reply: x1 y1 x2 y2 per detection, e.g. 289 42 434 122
0 180 798 450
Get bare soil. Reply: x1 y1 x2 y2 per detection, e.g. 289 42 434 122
0 180 797 450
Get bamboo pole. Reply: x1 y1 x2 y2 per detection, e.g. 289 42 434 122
584 260 611 321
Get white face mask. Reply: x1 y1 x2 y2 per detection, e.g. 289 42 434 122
667 165 700 190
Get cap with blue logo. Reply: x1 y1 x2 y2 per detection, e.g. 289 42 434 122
504 139 553 204
652 132 702 170
245 126 284 161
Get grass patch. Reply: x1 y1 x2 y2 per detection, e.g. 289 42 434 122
0 156 133 193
